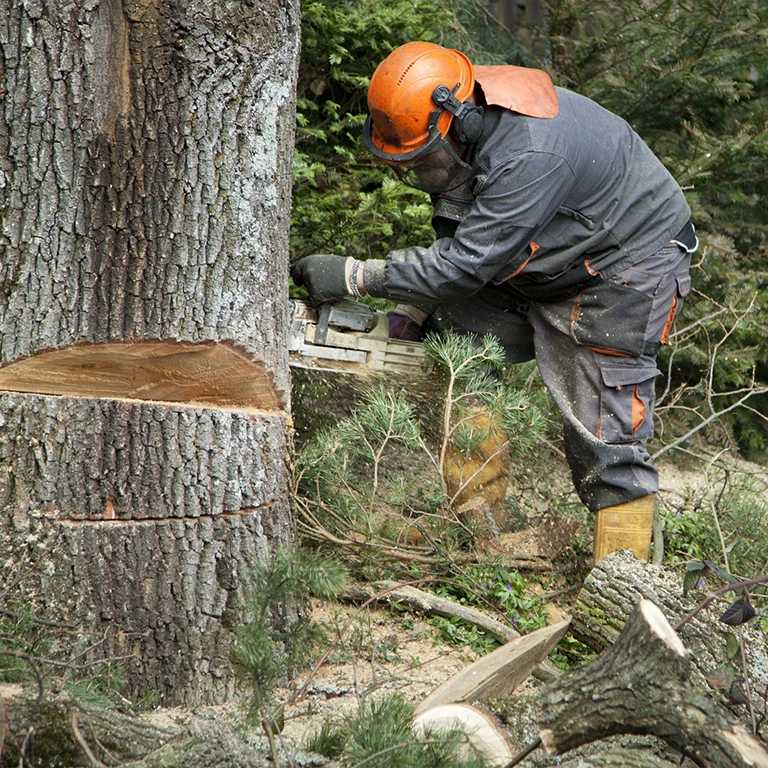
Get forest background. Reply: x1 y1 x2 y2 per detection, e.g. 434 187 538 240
289 0 768 459
1 1 768 765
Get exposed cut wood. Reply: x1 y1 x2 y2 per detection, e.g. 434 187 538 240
412 703 514 766
416 618 570 714
0 341 283 411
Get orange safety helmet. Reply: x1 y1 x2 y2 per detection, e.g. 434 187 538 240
362 41 484 163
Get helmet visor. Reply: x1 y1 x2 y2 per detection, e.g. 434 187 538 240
362 111 474 194
389 143 473 194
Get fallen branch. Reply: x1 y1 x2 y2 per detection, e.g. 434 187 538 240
342 581 524 646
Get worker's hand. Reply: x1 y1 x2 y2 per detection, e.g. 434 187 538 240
290 254 354 306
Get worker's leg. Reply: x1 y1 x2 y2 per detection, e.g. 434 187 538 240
527 245 691 558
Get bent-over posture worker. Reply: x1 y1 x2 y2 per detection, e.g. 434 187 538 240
291 42 697 562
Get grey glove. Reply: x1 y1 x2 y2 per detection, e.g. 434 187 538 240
290 254 357 306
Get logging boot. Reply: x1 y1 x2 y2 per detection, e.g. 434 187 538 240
593 494 656 563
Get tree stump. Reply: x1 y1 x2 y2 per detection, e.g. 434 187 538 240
0 0 299 705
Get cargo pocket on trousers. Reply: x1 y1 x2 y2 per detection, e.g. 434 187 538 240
659 272 692 345
571 280 657 356
598 363 662 443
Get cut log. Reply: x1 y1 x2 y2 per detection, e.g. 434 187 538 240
540 599 768 767
572 550 768 720
412 704 514 767
415 618 570 714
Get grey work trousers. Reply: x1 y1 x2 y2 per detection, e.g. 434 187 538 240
429 244 692 512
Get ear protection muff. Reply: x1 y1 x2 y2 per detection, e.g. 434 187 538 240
432 84 485 145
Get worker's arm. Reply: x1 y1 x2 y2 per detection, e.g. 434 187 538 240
291 150 575 307
363 150 576 304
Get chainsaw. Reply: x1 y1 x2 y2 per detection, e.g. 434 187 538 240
288 299 430 377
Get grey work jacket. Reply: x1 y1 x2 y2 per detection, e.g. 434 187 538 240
365 87 692 305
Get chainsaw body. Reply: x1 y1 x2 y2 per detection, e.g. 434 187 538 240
288 299 429 376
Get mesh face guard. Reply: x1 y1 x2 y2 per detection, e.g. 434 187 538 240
388 144 473 194
362 88 475 194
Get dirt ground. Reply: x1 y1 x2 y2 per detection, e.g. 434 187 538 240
274 599 489 747
145 453 768 762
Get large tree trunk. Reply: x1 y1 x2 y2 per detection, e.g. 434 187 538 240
0 0 299 705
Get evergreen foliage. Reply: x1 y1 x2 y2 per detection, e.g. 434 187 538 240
307 693 491 767
294 331 548 557
292 0 768 457
291 0 438 264
234 548 348 728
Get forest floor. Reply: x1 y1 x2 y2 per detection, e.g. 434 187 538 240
143 453 768 764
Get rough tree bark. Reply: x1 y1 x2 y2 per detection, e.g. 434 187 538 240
0 0 300 705
0 689 273 768
571 550 768 723
540 599 768 767
479 553 767 766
